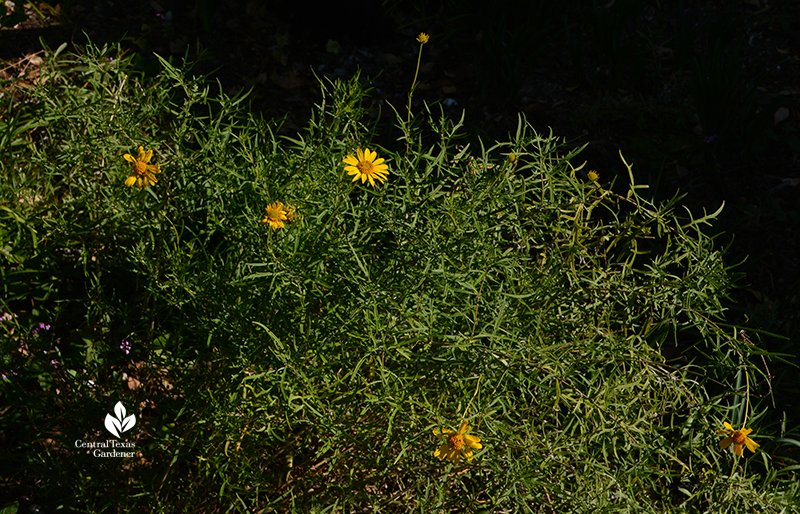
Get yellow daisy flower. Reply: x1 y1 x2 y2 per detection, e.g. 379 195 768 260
717 422 760 457
433 420 482 463
123 146 162 189
342 148 390 187
262 201 289 230
417 32 430 44
587 170 599 181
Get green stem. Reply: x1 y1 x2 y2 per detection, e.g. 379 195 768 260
406 43 425 154
461 374 483 423
742 364 750 427
313 182 356 246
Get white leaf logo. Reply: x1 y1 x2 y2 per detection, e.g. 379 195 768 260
104 401 136 438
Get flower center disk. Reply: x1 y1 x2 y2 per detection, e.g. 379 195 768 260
448 433 464 450
357 161 374 174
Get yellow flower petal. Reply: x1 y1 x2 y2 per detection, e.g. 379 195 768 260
433 421 483 463
463 434 482 449
434 427 452 438
262 201 291 231
343 148 390 187
718 422 760 457
124 146 162 189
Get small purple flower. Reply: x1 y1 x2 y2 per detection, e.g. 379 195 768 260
703 135 717 144
155 11 172 27
32 323 51 335
120 340 132 355
51 359 58 369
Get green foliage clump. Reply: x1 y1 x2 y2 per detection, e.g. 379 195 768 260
0 42 797 513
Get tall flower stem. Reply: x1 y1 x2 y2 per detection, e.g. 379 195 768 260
407 47 424 126
461 374 483 423
742 357 751 427
729 349 752 479
406 33 429 155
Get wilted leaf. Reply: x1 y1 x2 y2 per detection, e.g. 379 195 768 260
127 375 141 390
774 106 790 124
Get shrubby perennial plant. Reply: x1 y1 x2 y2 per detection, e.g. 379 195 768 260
0 38 796 514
